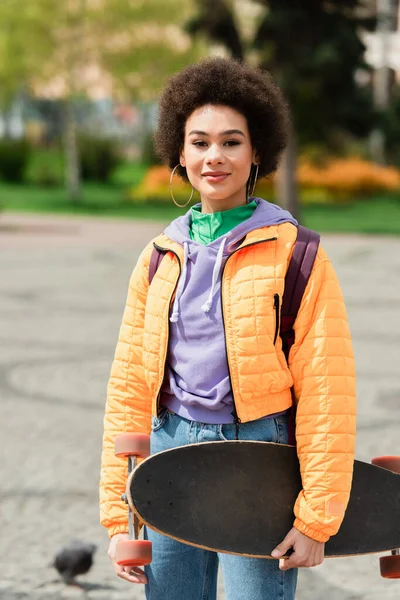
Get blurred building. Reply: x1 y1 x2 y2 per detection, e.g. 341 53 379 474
362 0 400 76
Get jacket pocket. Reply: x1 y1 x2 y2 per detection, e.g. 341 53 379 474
273 293 280 345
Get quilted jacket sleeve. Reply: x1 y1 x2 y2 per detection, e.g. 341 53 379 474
99 242 153 538
288 246 356 543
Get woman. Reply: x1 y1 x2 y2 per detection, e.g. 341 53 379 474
100 57 356 600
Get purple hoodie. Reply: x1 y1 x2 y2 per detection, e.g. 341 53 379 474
160 198 298 424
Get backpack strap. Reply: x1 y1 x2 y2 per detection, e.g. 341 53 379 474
148 246 165 285
280 225 320 362
281 225 320 445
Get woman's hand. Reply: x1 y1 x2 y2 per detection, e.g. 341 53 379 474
108 533 148 584
271 527 325 571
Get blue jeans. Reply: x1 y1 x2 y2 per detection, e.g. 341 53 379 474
144 408 298 600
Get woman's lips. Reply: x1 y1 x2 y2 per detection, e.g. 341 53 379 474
203 174 230 183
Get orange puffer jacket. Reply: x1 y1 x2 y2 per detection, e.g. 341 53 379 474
100 223 356 543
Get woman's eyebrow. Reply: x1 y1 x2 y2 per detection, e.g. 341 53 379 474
188 129 245 137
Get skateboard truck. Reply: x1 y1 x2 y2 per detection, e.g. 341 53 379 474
114 433 152 568
372 456 400 579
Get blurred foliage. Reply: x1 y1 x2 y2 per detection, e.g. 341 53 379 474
86 0 206 101
187 0 377 150
25 147 64 187
379 86 400 168
253 0 378 146
1 179 399 234
258 157 400 202
24 148 146 188
0 0 207 201
0 1 76 108
186 0 244 59
78 136 121 183
125 159 400 205
5 130 125 192
0 138 31 182
111 161 148 187
124 165 200 205
297 157 400 198
140 132 164 167
0 0 205 105
2 0 398 211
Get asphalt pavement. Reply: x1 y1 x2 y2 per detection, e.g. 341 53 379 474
1 212 399 600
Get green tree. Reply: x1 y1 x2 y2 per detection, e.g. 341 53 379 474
93 0 205 102
0 0 204 200
0 0 90 200
185 0 376 218
93 0 206 165
0 1 55 121
379 84 400 167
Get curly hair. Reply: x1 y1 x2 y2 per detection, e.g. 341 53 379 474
153 56 291 183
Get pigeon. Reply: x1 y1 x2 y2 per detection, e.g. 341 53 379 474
53 540 97 585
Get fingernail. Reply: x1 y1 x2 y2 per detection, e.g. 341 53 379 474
271 550 280 557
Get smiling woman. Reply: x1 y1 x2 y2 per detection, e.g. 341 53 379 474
179 105 258 212
100 56 357 600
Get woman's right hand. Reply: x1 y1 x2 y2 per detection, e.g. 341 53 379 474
107 533 148 584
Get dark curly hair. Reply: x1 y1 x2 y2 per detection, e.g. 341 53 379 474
153 56 290 183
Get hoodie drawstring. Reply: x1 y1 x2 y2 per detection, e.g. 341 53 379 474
170 241 189 323
201 237 227 314
170 234 230 323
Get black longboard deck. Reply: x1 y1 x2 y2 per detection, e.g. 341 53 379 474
128 441 400 558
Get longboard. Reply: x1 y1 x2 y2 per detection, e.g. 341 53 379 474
126 441 400 558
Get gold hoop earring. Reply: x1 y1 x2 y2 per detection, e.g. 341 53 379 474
248 163 259 199
169 164 194 208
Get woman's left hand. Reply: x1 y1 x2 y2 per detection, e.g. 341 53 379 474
271 527 325 570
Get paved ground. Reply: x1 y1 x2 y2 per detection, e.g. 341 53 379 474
1 212 399 600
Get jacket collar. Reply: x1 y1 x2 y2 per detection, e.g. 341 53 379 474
153 224 281 258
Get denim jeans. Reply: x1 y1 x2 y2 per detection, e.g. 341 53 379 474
144 408 298 600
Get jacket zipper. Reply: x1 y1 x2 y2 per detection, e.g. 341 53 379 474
273 293 280 345
153 235 278 423
220 237 278 427
153 242 181 417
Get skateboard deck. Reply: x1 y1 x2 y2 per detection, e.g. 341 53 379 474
126 441 400 558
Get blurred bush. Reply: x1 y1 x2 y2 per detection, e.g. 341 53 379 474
126 158 400 206
0 138 31 183
298 157 400 199
78 135 121 183
124 165 200 204
26 148 64 187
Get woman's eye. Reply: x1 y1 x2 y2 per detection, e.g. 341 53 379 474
192 141 240 147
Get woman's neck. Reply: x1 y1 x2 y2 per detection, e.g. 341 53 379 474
200 189 248 213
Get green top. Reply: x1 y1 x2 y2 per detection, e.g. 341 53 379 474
189 200 258 245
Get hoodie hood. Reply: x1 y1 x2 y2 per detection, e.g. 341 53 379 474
164 197 297 252
164 197 297 322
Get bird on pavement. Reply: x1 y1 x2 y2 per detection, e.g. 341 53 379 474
53 540 97 585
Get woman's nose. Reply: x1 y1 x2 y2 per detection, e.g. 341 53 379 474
206 144 224 163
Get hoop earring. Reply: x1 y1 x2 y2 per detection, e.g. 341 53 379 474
170 164 194 208
248 163 259 198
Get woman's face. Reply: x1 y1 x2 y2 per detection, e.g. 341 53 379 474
179 104 259 212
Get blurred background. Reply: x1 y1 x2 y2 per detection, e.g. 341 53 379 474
1 1 399 599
